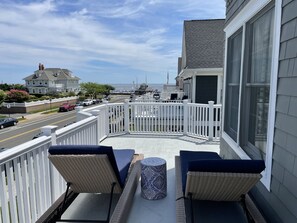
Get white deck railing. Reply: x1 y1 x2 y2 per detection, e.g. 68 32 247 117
0 100 221 222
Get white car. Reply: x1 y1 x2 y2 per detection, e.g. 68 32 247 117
82 99 93 106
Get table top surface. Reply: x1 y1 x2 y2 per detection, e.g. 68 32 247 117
141 157 166 166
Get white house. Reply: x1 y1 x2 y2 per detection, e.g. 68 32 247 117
23 63 80 95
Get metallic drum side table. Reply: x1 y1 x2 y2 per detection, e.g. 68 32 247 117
141 157 167 200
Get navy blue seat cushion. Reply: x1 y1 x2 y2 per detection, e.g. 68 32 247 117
180 151 222 192
48 145 135 188
113 149 135 186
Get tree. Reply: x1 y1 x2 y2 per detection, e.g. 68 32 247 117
80 82 114 98
0 90 6 105
6 89 30 102
102 84 115 95
0 83 27 91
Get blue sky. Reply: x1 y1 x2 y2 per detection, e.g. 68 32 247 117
0 0 225 85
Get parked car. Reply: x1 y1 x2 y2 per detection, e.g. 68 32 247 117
82 99 93 106
0 148 8 152
0 117 18 129
92 99 102 104
59 103 76 112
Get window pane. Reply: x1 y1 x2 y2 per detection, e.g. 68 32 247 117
224 30 242 141
244 7 274 159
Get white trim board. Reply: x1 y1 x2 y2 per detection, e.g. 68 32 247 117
223 0 282 191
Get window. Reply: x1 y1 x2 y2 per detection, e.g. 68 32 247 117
224 4 274 160
224 29 243 141
241 6 274 160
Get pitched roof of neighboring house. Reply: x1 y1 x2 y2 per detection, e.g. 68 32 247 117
183 19 225 69
23 67 80 81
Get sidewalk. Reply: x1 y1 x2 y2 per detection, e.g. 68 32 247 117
5 112 54 122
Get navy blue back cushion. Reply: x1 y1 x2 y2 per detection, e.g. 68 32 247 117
180 151 222 192
179 150 265 192
48 145 134 188
188 159 265 174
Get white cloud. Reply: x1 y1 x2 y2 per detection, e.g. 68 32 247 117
0 0 226 83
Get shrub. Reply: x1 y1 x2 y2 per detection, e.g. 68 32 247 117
6 89 30 102
0 90 6 105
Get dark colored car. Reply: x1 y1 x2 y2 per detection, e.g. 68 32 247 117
0 117 18 129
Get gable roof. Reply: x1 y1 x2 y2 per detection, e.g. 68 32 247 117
183 19 225 69
23 68 80 81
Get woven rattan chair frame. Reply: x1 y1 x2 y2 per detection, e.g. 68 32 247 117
175 156 266 223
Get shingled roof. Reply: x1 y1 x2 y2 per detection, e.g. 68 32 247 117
183 19 225 69
23 68 80 81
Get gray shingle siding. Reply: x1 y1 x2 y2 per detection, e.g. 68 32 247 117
183 19 225 69
225 0 251 25
222 0 297 222
260 0 297 221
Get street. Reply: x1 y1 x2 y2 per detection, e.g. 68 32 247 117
0 94 130 149
0 111 77 149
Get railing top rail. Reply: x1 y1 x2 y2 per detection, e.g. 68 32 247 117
131 101 183 105
107 102 124 106
0 136 51 165
82 104 107 112
56 116 97 136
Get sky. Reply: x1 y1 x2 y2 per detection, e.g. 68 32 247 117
0 0 225 85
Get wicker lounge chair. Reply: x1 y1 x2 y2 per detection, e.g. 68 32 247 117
175 150 266 223
37 145 141 223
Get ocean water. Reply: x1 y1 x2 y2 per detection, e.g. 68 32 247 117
111 83 164 92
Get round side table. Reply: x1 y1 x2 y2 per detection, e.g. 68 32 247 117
141 157 167 200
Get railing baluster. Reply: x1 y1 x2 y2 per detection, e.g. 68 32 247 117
14 157 25 222
27 152 37 221
0 165 10 223
6 161 18 223
20 155 31 223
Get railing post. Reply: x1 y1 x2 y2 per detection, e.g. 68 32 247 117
124 99 130 133
183 100 189 135
90 110 100 144
75 106 84 122
208 101 214 141
40 125 58 204
41 125 58 145
104 104 109 136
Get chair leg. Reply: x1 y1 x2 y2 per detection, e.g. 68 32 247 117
106 182 116 222
61 182 71 215
189 193 194 223
241 195 254 223
54 182 117 223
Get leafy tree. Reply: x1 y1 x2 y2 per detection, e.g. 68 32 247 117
0 83 10 91
102 84 115 95
80 82 114 98
0 83 27 91
6 89 30 102
0 90 6 105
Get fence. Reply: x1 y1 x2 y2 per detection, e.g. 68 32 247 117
0 116 98 223
0 100 221 222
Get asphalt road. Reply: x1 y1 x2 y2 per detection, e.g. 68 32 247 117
0 111 77 149
0 94 130 150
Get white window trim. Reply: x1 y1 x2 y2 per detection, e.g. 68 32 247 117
223 0 282 191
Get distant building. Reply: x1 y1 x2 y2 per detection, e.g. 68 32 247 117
177 19 225 104
23 63 80 95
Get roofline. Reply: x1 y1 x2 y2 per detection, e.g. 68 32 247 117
184 18 225 23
